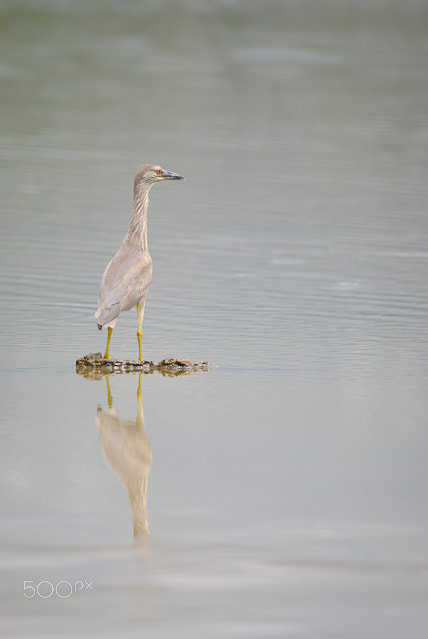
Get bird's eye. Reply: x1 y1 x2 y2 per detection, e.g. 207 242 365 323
157 169 162 175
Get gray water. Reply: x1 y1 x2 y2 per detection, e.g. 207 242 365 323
1 1 428 637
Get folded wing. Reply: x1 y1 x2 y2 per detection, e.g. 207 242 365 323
95 246 153 327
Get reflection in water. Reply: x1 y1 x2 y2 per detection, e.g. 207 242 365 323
96 375 152 538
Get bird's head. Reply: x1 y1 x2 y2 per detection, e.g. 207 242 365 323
134 164 184 193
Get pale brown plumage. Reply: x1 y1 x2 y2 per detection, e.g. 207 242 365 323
95 164 184 359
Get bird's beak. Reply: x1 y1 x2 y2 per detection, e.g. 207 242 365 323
162 170 184 180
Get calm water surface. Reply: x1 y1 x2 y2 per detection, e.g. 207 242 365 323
1 1 428 637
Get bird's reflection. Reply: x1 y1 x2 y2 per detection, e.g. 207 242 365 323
96 374 152 538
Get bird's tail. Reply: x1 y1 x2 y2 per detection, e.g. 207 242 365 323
95 304 103 330
95 302 119 330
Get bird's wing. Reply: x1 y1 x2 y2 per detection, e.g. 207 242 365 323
95 246 153 327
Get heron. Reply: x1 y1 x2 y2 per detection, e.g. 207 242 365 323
95 164 184 360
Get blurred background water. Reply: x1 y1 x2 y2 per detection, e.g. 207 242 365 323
1 0 428 637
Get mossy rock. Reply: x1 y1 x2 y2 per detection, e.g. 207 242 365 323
76 352 214 378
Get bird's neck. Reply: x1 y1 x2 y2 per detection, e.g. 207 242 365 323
127 190 150 252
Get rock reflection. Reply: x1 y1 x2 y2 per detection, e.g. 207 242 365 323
96 375 152 538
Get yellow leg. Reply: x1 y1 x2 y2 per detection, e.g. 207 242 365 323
137 329 142 361
136 300 146 361
104 326 113 359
